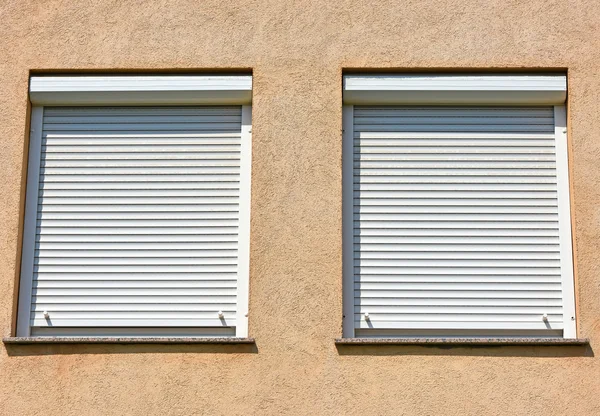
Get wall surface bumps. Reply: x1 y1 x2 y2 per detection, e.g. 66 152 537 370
1 1 599 415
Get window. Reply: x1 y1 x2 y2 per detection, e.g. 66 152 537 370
342 74 576 339
17 75 252 338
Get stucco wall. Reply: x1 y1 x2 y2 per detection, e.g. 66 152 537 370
1 1 599 415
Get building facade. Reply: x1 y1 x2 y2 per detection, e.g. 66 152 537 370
1 1 599 415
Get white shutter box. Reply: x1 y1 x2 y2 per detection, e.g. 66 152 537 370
29 75 253 105
343 74 567 105
343 104 576 338
19 104 251 337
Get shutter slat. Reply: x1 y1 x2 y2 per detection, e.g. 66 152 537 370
37 197 239 205
30 106 243 329
355 282 561 290
44 115 242 123
355 139 555 146
42 143 241 150
355 267 559 275
355 276 561 283
356 297 563 306
39 204 239 212
36 242 237 250
34 280 237 288
43 123 241 131
40 174 241 183
41 167 240 174
38 212 239 220
356 244 559 251
355 306 563 314
35 265 237 273
352 106 566 335
354 124 553 132
355 206 557 214
356 147 556 154
357 290 561 299
356 222 558 229
40 182 240 190
36 234 238 242
43 107 243 116
43 152 240 160
40 189 240 197
355 251 559 260
354 116 553 125
31 311 238 319
41 160 240 168
35 258 238 265
33 303 237 310
36 249 237 258
32 295 235 303
33 288 237 296
355 213 558 221
30 319 237 327
354 321 564 330
353 108 554 117
35 273 237 280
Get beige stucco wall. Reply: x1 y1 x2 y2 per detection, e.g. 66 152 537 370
1 1 599 415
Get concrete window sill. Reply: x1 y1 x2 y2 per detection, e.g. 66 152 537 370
3 337 255 345
335 338 590 346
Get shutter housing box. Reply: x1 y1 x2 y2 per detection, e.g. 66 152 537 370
342 74 576 339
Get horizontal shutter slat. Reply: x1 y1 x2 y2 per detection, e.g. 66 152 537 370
32 295 236 304
34 280 237 288
354 321 564 330
35 273 237 280
33 303 237 311
30 319 237 327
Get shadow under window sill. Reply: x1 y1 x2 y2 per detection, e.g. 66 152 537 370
2 337 258 356
335 337 592 357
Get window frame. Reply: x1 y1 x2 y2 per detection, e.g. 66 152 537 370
16 75 253 338
342 73 576 339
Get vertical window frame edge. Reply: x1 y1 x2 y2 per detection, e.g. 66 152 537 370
236 105 252 338
17 106 44 337
554 105 577 339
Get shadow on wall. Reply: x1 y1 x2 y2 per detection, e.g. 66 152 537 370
2 342 593 358
335 344 594 358
2 343 258 357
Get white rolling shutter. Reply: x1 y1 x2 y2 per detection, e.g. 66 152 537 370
19 105 251 337
345 105 576 338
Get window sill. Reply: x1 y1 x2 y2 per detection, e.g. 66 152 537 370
335 338 589 346
3 337 255 345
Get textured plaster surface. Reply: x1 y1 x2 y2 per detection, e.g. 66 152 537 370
1 1 600 415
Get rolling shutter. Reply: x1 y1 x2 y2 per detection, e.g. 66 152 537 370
348 105 575 337
22 106 249 336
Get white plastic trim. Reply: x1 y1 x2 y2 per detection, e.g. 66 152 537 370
236 105 252 338
342 105 355 338
17 107 44 336
554 105 577 338
343 74 567 105
30 75 253 105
